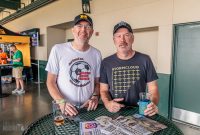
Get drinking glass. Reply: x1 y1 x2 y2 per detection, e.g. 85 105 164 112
52 99 66 126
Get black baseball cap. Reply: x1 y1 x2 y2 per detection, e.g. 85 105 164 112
113 21 133 34
74 14 93 27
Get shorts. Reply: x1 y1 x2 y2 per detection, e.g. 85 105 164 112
12 67 23 79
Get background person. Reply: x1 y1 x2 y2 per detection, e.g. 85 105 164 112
46 14 102 116
0 47 8 64
100 21 159 116
7 44 25 94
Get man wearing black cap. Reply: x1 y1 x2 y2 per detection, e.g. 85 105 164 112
100 21 159 116
46 14 101 116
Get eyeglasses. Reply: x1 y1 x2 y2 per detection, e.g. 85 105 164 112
75 24 92 30
114 33 133 39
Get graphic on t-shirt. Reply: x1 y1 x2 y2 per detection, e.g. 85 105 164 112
69 61 91 87
112 66 140 98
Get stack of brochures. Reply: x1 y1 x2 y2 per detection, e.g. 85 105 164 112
79 114 167 135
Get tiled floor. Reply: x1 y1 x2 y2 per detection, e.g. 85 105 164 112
0 82 200 135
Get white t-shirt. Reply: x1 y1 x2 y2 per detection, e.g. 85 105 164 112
45 42 102 106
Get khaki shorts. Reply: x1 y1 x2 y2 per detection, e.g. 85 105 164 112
12 67 23 79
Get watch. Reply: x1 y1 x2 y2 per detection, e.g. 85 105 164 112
92 94 99 97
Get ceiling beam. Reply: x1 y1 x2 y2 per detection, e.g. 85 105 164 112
0 0 57 25
0 0 20 10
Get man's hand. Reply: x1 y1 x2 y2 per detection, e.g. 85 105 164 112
144 102 158 116
81 96 99 111
105 98 125 113
63 103 79 116
7 58 12 61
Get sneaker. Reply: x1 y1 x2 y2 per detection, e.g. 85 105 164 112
12 88 19 94
16 89 25 94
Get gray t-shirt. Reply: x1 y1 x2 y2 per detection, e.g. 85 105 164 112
100 52 158 106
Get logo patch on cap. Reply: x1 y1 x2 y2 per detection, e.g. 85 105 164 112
74 14 93 27
80 15 88 19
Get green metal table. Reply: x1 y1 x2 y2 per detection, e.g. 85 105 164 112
23 104 183 135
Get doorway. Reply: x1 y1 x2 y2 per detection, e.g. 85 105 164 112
172 22 200 126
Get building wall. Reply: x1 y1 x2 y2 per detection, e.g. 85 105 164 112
47 27 66 58
65 28 74 41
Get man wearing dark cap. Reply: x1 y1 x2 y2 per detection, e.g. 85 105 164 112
100 21 159 116
46 14 101 116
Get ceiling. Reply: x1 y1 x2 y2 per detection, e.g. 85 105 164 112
0 0 56 25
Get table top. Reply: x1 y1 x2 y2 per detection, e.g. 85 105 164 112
23 104 183 135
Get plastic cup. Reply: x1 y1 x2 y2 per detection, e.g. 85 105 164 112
138 92 151 115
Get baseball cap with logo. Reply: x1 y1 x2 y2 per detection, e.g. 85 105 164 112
74 14 93 27
113 21 133 35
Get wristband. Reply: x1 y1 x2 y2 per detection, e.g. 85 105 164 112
55 99 65 104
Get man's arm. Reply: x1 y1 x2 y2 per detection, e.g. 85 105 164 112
12 58 21 62
100 83 124 113
7 57 21 62
147 80 159 105
100 83 111 103
144 80 159 116
46 72 78 116
46 72 63 100
93 77 100 97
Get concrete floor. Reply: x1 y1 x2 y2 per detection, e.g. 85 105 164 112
0 82 52 135
0 82 200 135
